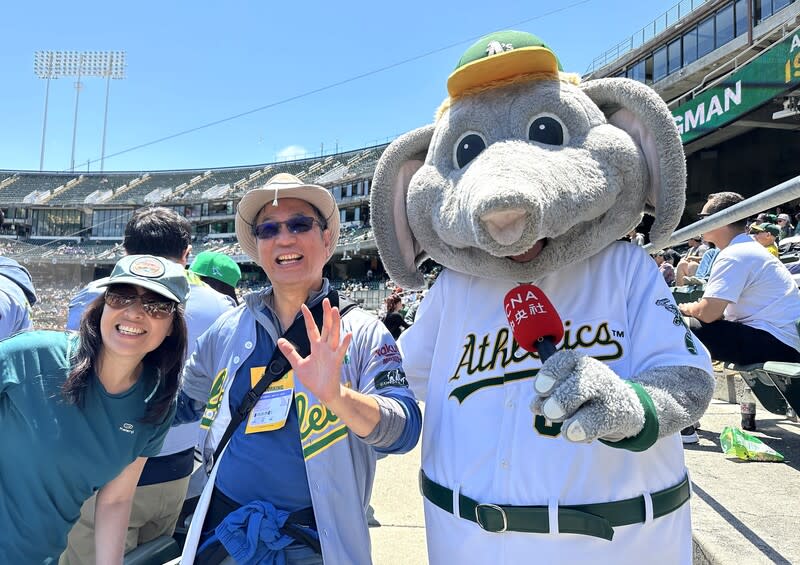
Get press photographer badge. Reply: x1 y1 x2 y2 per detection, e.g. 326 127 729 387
245 368 294 433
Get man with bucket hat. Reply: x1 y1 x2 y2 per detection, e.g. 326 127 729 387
177 173 421 564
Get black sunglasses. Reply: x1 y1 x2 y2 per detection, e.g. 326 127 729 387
104 290 176 319
252 216 322 240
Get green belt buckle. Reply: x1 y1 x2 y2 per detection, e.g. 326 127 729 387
475 503 508 533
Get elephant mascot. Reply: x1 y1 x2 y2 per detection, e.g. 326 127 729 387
370 30 715 564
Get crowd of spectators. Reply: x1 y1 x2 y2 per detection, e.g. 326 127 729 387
376 266 441 337
651 206 800 289
27 271 440 333
1 240 124 263
28 284 83 329
0 222 374 264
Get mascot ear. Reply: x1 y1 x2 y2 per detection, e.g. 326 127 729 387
581 78 685 248
370 125 434 289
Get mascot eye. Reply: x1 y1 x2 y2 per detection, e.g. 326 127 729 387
528 115 567 146
454 132 487 169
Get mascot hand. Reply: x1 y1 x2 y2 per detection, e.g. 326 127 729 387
530 350 645 443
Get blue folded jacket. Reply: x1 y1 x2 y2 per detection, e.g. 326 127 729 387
215 500 294 565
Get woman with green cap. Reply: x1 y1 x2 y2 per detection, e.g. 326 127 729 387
0 255 189 564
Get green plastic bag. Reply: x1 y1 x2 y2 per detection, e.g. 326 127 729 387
719 426 784 462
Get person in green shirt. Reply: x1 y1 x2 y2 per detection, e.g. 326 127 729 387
0 254 189 564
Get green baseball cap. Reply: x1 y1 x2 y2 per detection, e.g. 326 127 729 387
98 255 190 304
190 251 242 288
448 30 562 97
751 222 780 238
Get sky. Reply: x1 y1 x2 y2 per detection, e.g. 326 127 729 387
0 0 680 173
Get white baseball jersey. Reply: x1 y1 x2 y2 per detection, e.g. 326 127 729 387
399 242 713 564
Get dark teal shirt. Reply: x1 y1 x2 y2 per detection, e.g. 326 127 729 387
0 331 174 563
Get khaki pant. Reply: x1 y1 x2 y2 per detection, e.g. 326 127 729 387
59 475 191 565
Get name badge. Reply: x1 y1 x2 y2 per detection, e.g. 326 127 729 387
245 367 294 433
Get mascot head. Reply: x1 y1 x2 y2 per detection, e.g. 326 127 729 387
370 30 686 289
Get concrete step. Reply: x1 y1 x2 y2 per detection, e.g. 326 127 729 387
687 391 800 565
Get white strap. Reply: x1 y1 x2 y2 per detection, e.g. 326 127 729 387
547 497 559 535
642 489 654 524
179 444 226 564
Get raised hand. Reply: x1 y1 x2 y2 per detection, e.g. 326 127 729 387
277 298 353 405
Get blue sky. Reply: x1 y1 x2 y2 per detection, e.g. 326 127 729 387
0 0 678 172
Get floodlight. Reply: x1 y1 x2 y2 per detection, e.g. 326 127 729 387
33 50 126 171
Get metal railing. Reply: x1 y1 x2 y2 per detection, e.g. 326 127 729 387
668 20 798 109
647 175 800 251
586 0 712 75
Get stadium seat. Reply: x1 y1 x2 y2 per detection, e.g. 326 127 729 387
728 362 789 415
761 361 800 415
671 284 704 305
724 319 800 416
123 536 180 565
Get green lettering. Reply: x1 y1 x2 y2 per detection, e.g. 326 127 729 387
487 328 510 371
449 368 538 403
307 405 325 434
297 392 340 441
576 324 594 347
450 334 477 381
476 334 493 372
534 415 563 437
596 322 612 344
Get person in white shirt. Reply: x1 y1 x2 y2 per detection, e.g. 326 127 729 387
679 192 800 366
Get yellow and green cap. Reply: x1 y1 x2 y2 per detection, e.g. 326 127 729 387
447 30 562 97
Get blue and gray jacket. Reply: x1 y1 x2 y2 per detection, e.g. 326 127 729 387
0 257 37 339
179 281 421 565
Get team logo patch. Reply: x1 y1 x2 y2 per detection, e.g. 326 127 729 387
201 368 228 429
374 369 408 390
486 40 514 56
129 256 166 278
655 298 698 355
374 343 402 365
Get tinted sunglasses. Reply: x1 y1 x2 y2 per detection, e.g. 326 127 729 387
104 289 176 319
252 216 321 240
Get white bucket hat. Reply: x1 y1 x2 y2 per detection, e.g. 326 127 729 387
235 173 340 265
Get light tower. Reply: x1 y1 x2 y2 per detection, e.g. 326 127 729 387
34 51 126 172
